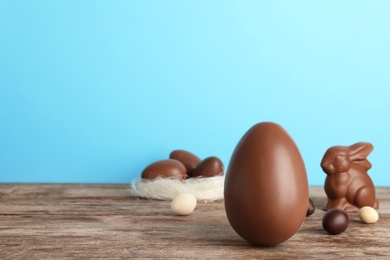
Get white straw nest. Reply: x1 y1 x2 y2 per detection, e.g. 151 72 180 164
130 175 225 202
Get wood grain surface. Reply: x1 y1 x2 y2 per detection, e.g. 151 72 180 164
0 184 389 259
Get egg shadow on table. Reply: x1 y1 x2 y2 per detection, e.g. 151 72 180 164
299 227 326 235
350 219 363 224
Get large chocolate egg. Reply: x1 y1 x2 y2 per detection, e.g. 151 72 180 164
224 122 308 246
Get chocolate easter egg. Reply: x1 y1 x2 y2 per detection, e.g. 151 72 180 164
224 122 309 246
141 159 186 180
169 150 201 177
192 156 224 178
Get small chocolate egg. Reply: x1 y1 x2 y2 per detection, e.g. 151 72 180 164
224 122 309 246
141 159 186 180
306 198 315 217
358 206 379 224
191 156 224 178
322 209 349 235
169 150 201 177
171 193 197 216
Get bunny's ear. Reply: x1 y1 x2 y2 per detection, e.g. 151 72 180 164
349 142 374 161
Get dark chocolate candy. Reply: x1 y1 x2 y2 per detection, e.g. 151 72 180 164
306 198 315 217
141 159 186 180
321 142 379 212
169 150 201 177
224 122 309 246
191 156 224 178
322 208 349 235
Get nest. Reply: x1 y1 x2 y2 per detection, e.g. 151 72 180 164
130 175 225 202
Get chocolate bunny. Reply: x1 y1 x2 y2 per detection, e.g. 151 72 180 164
321 142 379 212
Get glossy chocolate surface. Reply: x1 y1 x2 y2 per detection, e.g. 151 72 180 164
169 150 201 177
321 142 379 212
306 198 315 217
322 209 349 235
141 159 186 180
191 156 224 178
224 122 309 246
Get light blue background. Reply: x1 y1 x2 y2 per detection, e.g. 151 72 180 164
1 1 389 185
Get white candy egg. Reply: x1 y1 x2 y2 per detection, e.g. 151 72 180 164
171 193 197 216
358 206 379 224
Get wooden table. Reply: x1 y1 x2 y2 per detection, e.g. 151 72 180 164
0 185 389 259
